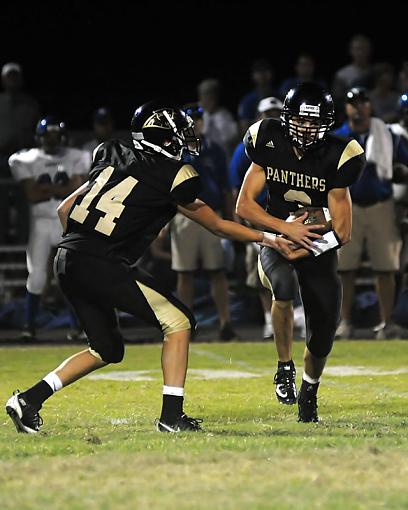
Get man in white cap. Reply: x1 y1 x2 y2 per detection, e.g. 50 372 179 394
0 62 41 243
257 97 283 117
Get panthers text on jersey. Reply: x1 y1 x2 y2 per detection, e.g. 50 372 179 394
9 147 91 219
59 140 201 265
244 119 366 224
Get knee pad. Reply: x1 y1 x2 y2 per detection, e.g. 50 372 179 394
306 319 336 358
259 248 298 300
89 330 125 364
162 304 196 336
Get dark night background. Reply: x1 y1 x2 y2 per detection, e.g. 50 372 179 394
3 0 407 130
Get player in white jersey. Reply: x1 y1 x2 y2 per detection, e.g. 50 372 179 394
9 116 91 340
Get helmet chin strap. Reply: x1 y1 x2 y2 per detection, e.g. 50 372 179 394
139 140 182 161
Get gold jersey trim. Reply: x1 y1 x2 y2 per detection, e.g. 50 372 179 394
170 164 198 192
337 139 364 171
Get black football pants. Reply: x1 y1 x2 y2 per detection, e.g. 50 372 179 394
54 247 196 363
259 247 341 358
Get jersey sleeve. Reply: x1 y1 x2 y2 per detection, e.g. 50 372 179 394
169 164 202 205
243 120 264 166
8 153 32 181
91 142 108 167
89 141 114 180
328 139 366 189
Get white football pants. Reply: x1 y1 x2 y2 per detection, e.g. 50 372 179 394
26 217 63 295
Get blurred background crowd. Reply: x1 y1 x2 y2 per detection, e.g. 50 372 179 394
1 30 408 341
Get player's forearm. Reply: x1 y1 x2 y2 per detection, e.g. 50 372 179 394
328 188 352 245
210 217 263 243
236 198 289 234
332 216 351 245
179 200 262 242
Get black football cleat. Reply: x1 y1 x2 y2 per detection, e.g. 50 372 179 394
297 382 319 423
155 413 203 433
6 391 43 433
273 362 297 405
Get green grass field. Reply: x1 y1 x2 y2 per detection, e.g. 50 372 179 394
1 340 408 510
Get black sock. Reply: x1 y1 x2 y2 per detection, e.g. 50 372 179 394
299 380 320 399
278 360 294 368
160 394 184 424
21 380 53 410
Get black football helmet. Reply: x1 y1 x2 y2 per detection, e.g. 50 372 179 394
281 82 334 151
35 116 67 150
130 100 200 160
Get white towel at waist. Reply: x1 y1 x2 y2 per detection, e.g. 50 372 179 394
365 117 393 180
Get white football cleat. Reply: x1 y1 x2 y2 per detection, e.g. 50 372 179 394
5 391 43 434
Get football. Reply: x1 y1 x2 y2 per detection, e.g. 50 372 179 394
288 206 332 235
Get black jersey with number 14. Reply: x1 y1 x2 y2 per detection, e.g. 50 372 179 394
243 119 366 222
59 140 201 265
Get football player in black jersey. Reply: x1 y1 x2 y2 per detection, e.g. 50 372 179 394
237 82 365 422
5 100 308 435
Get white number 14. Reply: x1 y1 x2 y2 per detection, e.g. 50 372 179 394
69 166 139 236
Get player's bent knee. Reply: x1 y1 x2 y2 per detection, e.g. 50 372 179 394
272 283 297 301
162 308 196 336
307 335 334 358
89 332 125 364
98 343 124 364
88 348 103 360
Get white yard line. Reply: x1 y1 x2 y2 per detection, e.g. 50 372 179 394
87 363 408 382
325 366 408 377
89 368 263 381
